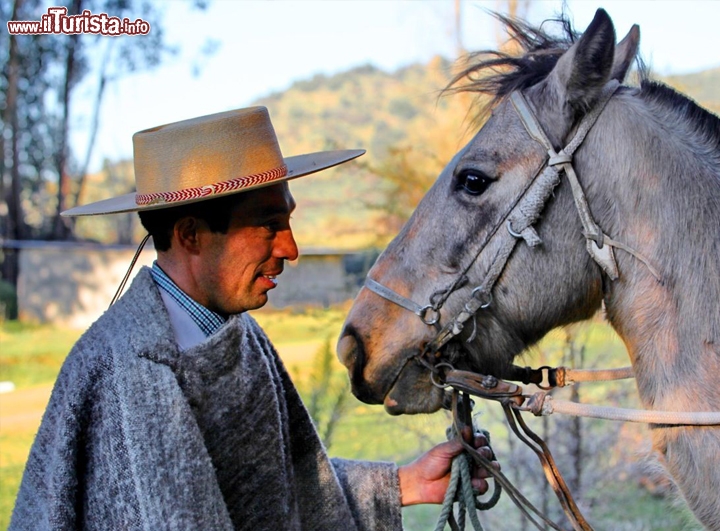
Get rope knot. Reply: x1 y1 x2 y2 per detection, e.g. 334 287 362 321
524 392 553 416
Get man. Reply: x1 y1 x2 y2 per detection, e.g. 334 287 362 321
11 107 495 530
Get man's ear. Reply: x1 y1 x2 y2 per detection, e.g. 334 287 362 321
173 217 203 255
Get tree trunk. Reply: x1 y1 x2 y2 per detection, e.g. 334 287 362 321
569 343 585 496
72 40 112 215
52 0 83 240
4 0 27 242
2 0 26 290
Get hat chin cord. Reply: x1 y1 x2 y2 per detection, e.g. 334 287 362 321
109 233 151 308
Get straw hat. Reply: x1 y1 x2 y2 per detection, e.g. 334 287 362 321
62 106 365 217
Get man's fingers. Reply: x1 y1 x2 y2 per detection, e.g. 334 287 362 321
471 446 501 480
473 434 489 448
468 445 494 464
434 439 465 459
471 478 489 495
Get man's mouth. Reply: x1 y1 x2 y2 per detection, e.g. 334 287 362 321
263 274 278 286
258 271 281 288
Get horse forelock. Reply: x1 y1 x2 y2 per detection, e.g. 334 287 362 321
447 12 579 121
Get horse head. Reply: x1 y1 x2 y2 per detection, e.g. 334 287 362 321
339 9 720 529
338 9 642 414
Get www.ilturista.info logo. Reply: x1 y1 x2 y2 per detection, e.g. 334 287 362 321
7 7 150 36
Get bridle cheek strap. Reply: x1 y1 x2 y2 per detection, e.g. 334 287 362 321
510 82 622 279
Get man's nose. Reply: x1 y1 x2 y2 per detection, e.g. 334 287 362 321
275 228 299 261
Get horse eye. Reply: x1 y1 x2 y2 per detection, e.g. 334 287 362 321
456 171 494 196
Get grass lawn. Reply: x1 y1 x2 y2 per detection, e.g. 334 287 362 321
0 312 700 530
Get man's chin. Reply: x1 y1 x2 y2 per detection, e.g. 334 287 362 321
244 294 269 312
221 291 268 315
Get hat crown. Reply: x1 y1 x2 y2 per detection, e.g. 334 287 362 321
132 106 284 195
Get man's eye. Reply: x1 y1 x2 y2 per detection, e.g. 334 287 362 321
265 223 281 232
264 218 288 233
456 171 494 196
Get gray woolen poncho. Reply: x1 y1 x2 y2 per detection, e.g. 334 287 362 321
10 268 403 530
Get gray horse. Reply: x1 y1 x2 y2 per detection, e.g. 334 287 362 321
338 9 720 529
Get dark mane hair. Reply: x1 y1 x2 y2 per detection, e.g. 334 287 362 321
447 13 580 119
639 79 720 158
449 12 720 155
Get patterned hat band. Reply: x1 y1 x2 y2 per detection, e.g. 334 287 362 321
135 165 288 206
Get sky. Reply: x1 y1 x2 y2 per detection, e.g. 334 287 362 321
69 0 720 173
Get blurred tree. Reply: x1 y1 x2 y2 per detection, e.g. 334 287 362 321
2 0 62 289
354 0 541 246
0 0 213 285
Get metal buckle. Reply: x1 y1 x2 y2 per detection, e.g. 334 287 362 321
429 362 455 389
418 305 440 326
536 366 556 390
471 287 493 309
507 220 523 239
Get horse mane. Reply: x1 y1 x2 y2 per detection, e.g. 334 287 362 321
447 13 579 119
639 80 720 161
449 12 720 160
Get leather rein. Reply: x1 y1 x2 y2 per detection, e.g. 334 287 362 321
362 83 720 530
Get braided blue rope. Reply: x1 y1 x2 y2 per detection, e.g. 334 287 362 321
435 415 497 531
434 451 485 531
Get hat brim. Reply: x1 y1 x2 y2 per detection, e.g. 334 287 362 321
61 149 365 217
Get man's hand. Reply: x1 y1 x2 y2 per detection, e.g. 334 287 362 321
398 434 500 506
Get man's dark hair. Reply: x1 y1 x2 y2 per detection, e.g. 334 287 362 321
138 194 243 251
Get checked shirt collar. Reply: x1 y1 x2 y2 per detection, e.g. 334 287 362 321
150 262 227 337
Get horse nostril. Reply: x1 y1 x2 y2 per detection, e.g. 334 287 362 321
337 333 361 374
336 331 382 404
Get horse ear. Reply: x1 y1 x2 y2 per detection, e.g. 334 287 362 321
611 24 640 82
549 8 616 114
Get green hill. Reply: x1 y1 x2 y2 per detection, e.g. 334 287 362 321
252 57 476 250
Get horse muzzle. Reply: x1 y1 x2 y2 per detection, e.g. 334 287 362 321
336 332 385 405
381 359 445 415
337 330 444 414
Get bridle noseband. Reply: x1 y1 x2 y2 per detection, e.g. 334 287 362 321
365 81 660 369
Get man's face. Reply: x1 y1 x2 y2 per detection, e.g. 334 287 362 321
193 183 298 315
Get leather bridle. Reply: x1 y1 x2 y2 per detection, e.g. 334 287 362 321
361 82 718 531
362 82 646 531
365 80 662 369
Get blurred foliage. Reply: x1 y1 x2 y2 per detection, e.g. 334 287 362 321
293 337 350 450
254 56 481 248
73 159 145 244
0 321 81 386
0 0 212 246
